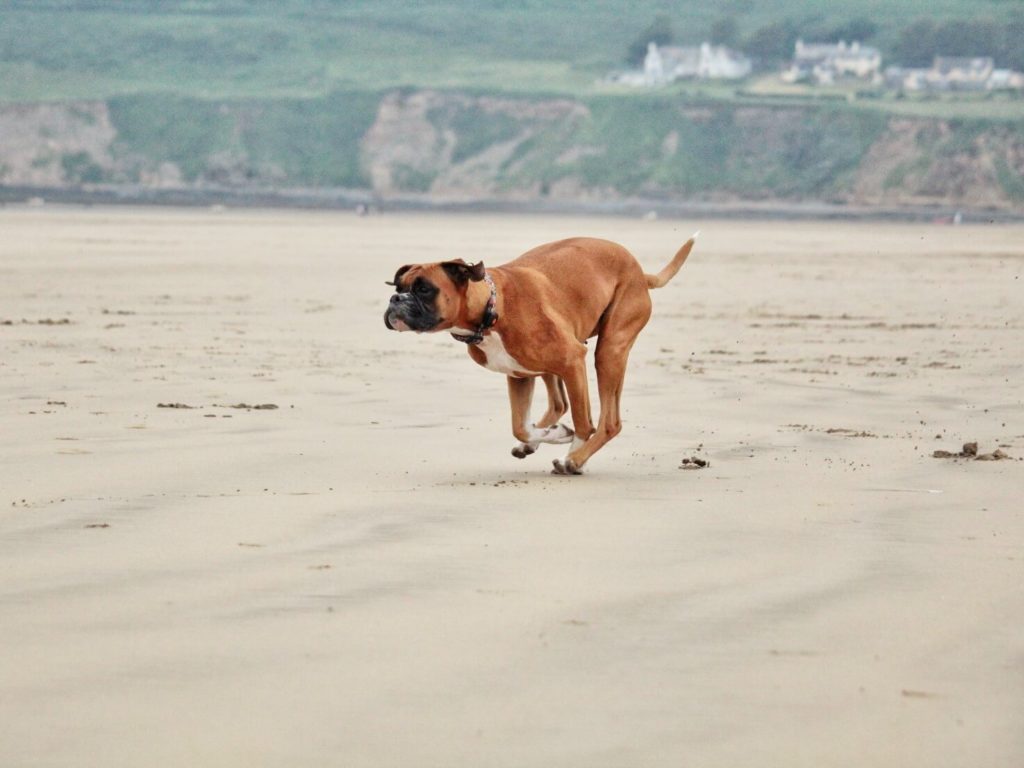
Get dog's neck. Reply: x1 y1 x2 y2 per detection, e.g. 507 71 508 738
451 273 499 345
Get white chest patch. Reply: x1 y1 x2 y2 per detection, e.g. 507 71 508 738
472 331 540 377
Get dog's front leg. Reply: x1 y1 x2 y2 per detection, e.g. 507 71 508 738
508 376 539 458
535 373 569 430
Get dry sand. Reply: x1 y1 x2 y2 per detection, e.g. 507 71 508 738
1 206 1022 767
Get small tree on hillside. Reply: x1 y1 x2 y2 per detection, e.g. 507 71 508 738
829 17 878 42
710 16 739 47
893 17 1021 68
627 15 674 65
743 20 799 66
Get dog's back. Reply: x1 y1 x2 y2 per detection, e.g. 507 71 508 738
500 238 642 340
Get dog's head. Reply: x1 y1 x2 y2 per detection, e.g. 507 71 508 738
384 259 486 333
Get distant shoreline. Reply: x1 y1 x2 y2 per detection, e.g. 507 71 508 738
2 184 1022 223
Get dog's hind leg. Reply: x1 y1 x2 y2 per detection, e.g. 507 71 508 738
555 292 651 473
551 351 596 475
566 335 630 469
534 374 573 443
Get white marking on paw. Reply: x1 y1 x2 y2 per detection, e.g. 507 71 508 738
557 435 586 468
527 423 573 444
551 457 582 476
537 424 573 444
512 423 572 457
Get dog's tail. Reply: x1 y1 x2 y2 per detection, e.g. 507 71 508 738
645 231 699 289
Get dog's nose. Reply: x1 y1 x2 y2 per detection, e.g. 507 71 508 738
389 294 402 306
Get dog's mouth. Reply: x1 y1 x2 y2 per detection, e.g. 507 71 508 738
384 311 412 332
391 316 410 332
384 295 440 333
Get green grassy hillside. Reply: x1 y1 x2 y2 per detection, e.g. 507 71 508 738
1 0 1020 101
107 92 380 185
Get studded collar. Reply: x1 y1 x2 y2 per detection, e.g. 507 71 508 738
451 273 498 345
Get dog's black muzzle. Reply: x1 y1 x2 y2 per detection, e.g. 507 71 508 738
384 293 439 332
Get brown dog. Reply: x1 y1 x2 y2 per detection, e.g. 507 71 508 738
384 234 697 474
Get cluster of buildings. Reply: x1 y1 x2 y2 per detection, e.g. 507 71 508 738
782 38 1023 92
885 57 1024 92
615 36 1023 93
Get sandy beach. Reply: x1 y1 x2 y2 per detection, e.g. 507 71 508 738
1 206 1022 767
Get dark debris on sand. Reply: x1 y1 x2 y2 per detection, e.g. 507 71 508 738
680 456 710 470
933 442 1013 461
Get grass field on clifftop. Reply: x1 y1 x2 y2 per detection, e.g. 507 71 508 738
1 0 1020 101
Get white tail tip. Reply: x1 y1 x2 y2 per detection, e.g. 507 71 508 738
691 230 701 241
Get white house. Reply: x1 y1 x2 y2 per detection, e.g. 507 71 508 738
698 42 753 79
885 56 1023 92
990 68 1024 90
644 43 700 84
642 41 751 86
932 56 994 90
783 39 882 85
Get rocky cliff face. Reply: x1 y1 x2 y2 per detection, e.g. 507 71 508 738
0 102 116 186
360 90 589 198
361 93 1024 209
850 119 1024 209
2 91 1022 211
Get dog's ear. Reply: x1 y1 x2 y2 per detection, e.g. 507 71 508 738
386 265 412 288
441 259 486 285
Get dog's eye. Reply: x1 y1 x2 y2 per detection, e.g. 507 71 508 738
415 282 432 295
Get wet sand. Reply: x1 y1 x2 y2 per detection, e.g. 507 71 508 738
1 206 1022 767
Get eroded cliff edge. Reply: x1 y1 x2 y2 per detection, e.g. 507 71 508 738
2 90 1022 211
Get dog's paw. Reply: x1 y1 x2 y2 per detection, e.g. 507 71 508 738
511 443 536 459
551 458 583 476
539 423 574 445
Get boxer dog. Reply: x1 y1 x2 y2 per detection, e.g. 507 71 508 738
384 234 697 474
